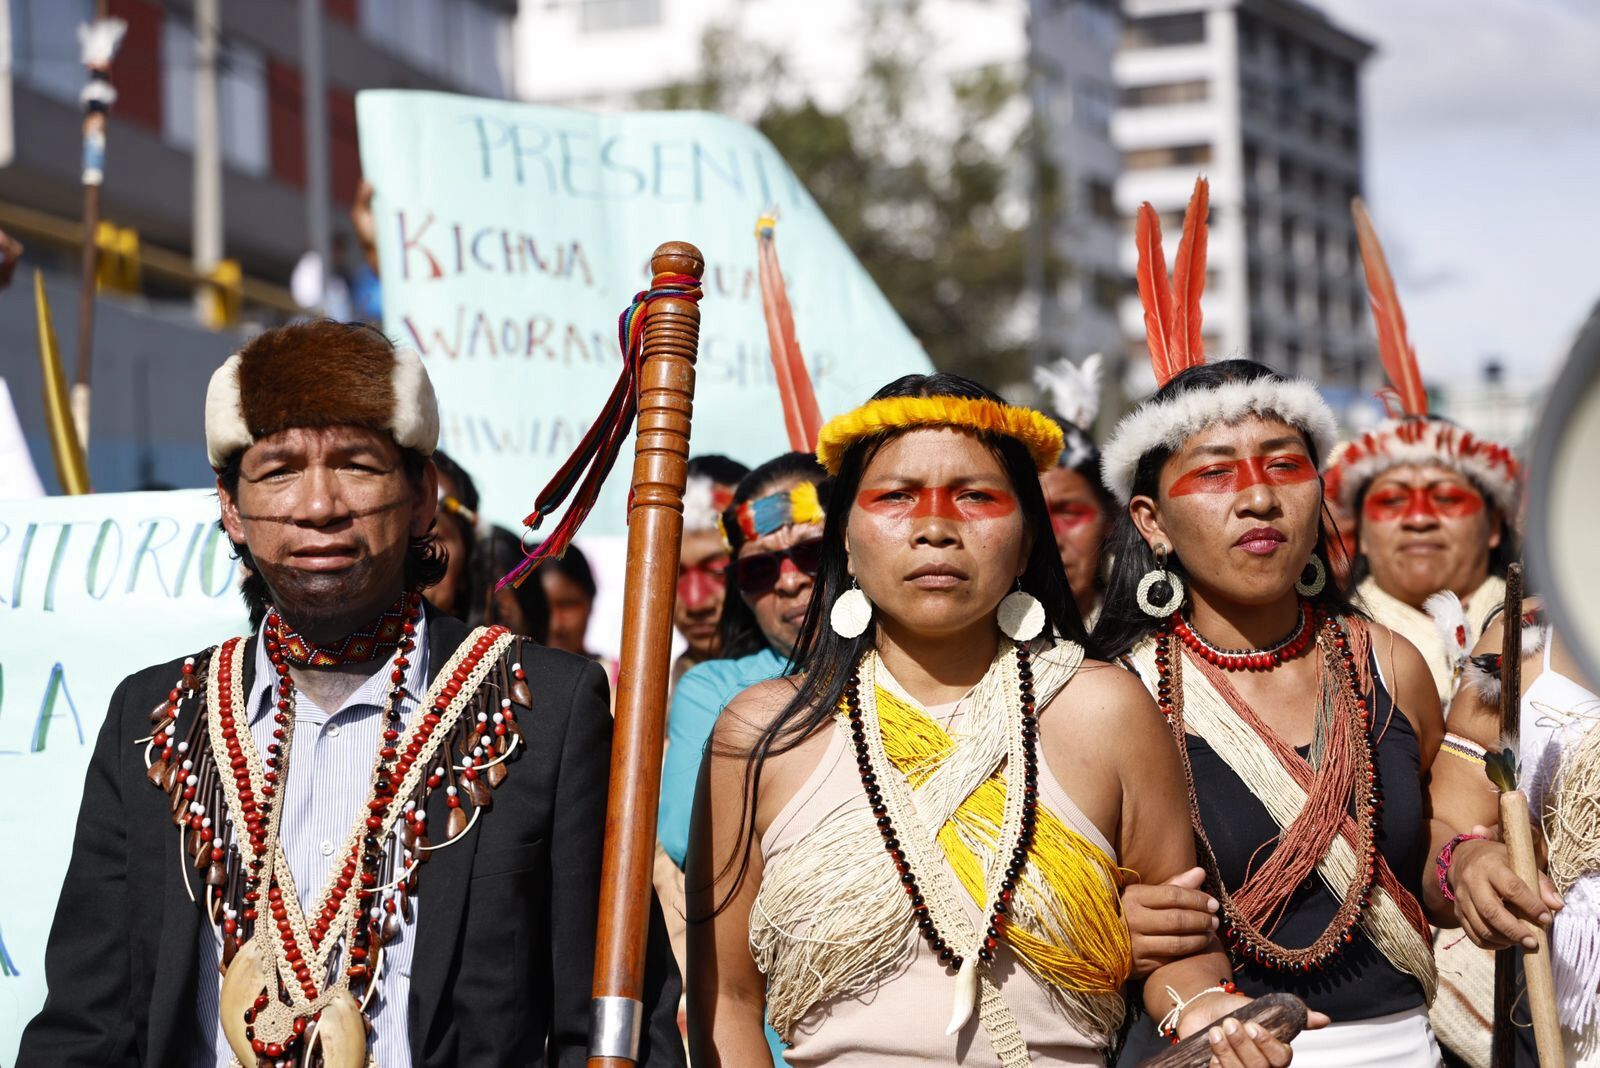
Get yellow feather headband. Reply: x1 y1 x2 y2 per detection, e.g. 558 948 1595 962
816 396 1064 475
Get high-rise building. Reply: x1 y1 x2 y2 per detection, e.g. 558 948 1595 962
516 0 1126 384
1114 0 1374 391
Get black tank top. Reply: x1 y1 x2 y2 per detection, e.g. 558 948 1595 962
1185 649 1429 1019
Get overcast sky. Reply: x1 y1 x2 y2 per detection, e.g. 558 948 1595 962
1316 0 1600 387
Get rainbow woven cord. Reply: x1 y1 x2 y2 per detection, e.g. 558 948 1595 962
500 272 703 590
725 481 824 548
815 395 1064 475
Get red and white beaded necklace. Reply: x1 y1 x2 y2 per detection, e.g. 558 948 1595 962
145 594 529 1068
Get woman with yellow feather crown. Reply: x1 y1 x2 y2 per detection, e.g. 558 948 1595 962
686 363 1300 1064
1092 178 1446 1065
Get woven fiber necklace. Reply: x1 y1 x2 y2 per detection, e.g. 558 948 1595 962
843 641 1038 1036
1154 610 1381 972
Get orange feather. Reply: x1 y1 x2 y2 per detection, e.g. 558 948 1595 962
1168 177 1210 377
1135 202 1176 384
1351 198 1428 417
757 218 824 451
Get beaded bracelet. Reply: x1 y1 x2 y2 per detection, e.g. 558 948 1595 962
1157 980 1238 1044
1436 832 1487 903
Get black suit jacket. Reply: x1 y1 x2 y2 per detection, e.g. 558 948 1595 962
18 612 684 1067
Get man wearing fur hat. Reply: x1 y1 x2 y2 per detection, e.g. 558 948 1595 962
18 320 683 1068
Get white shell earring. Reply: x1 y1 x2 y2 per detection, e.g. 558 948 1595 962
997 584 1046 642
1136 545 1186 618
830 580 874 638
1295 553 1327 597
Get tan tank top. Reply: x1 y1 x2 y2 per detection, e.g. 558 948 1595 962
759 680 1115 1066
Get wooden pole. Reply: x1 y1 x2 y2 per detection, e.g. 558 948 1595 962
588 241 705 1067
1138 993 1307 1068
1489 563 1563 1067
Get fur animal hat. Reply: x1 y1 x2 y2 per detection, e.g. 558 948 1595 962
204 320 439 468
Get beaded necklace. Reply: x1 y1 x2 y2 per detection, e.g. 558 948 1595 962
144 601 526 1068
1154 611 1381 972
843 642 1038 976
1171 603 1314 672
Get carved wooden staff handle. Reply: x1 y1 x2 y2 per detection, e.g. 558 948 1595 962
587 241 705 1068
1138 993 1308 1068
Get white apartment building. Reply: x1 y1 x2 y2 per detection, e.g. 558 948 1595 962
1114 0 1374 393
515 0 1126 382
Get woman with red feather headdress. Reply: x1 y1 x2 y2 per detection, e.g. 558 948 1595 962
1094 178 1449 1065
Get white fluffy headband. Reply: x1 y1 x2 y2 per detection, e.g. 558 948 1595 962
1099 377 1340 505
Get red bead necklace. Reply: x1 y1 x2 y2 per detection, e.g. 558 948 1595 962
1170 602 1314 671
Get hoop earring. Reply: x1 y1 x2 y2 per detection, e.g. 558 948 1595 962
1136 544 1186 618
830 579 874 639
997 581 1046 642
1295 554 1327 597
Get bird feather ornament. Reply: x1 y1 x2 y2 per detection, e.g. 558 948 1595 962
1033 354 1104 432
1351 198 1428 418
1134 178 1211 387
1424 590 1471 687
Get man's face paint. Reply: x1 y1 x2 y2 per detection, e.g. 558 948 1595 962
676 556 729 610
1363 482 1485 523
1048 500 1100 538
1167 454 1318 497
855 484 1018 523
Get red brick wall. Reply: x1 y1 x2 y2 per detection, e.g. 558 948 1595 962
108 0 164 132
268 59 306 189
329 87 360 205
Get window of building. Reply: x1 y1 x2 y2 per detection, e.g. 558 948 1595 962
1087 179 1117 220
1093 271 1122 312
161 17 269 177
360 0 511 95
10 0 96 104
579 0 662 32
1123 143 1213 170
1077 79 1115 137
1119 80 1210 108
1122 13 1205 49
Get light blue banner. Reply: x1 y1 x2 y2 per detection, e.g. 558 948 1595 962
357 91 932 534
0 490 249 1061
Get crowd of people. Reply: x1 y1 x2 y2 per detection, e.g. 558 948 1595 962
15 180 1599 1068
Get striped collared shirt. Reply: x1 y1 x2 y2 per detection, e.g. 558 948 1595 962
193 613 430 1068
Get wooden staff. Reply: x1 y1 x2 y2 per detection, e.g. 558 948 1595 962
1489 562 1563 1067
588 241 705 1067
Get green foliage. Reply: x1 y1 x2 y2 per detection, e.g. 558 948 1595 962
643 5 1050 389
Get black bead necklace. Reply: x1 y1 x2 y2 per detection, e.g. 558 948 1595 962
843 641 1039 973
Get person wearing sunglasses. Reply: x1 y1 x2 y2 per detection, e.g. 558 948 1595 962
656 451 827 1064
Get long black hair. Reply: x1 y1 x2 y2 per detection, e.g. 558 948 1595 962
1092 359 1361 659
714 452 831 660
709 372 1087 908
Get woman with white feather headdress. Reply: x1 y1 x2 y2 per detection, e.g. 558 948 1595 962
1033 354 1117 625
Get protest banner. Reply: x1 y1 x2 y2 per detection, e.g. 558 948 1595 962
0 489 246 1059
357 91 932 537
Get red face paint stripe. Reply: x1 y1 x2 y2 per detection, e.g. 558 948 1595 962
1168 454 1318 497
1363 484 1485 523
855 485 1018 521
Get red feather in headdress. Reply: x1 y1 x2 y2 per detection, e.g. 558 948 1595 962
1351 197 1428 418
756 213 824 452
1135 177 1211 387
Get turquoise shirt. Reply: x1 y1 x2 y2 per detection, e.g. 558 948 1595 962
657 645 790 1064
659 646 788 867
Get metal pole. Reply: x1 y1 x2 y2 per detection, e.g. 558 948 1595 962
72 0 115 453
193 0 222 321
300 0 331 290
